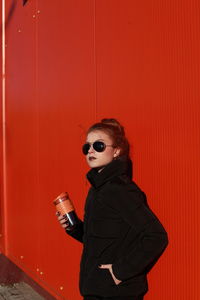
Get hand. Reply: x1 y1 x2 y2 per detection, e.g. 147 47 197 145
56 212 70 229
99 264 122 285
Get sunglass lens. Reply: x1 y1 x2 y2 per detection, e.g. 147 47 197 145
82 143 90 155
93 141 105 152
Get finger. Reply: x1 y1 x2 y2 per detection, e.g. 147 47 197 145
62 223 68 228
58 215 65 221
60 219 69 225
63 220 70 226
62 220 70 228
58 218 65 223
99 264 107 269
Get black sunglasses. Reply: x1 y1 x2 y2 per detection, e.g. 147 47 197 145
82 141 113 155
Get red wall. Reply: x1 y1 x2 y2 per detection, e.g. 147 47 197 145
0 0 2 249
1 1 199 299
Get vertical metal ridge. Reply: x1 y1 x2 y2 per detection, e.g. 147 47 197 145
2 0 8 254
93 0 97 121
35 0 40 266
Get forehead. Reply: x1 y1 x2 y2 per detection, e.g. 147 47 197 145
86 130 112 143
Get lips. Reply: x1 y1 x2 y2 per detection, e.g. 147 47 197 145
88 156 96 161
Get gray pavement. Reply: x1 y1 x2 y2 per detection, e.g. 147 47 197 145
0 282 45 300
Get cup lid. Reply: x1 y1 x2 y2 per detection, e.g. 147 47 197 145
53 192 69 205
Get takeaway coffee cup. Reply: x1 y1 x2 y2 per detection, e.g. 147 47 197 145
54 192 79 231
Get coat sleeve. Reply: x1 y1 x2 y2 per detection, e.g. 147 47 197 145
65 221 84 243
104 183 168 281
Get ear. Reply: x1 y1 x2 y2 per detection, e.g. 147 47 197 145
113 148 121 158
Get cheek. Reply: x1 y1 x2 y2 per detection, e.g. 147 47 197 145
102 149 115 160
85 154 90 161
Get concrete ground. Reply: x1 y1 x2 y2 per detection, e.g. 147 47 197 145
0 282 45 300
0 254 56 300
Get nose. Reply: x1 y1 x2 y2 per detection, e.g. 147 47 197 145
88 144 94 154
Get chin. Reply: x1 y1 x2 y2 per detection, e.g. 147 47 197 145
87 159 113 169
87 161 103 168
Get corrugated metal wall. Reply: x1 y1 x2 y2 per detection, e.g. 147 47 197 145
1 0 199 299
0 0 2 253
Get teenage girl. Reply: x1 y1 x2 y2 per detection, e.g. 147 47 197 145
57 118 168 300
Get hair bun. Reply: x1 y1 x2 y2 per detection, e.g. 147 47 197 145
101 118 125 135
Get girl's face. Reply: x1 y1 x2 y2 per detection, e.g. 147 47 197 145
85 130 120 169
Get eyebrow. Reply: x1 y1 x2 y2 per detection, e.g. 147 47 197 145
86 139 105 143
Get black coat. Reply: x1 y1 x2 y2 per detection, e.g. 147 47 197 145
68 159 168 297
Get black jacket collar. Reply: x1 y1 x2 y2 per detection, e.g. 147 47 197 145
86 158 131 189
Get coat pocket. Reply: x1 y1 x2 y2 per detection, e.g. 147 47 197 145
84 263 116 291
